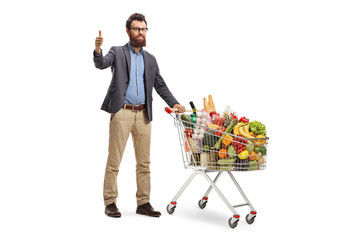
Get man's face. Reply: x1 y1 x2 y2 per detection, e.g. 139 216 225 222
127 20 147 48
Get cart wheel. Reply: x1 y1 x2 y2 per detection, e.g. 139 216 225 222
166 204 176 214
246 214 256 224
228 217 238 228
198 200 207 209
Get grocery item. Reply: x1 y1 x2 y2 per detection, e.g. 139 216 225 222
248 160 258 171
218 149 227 158
203 145 210 152
191 153 201 165
243 125 251 136
203 97 211 113
249 151 257 161
255 135 266 146
203 95 216 113
214 126 225 137
184 129 192 139
184 140 190 152
227 145 237 157
236 158 249 171
200 152 210 166
232 136 245 153
258 157 265 168
207 123 220 130
208 95 216 112
214 119 239 149
213 115 224 127
218 158 235 171
245 141 254 153
188 139 199 152
249 120 267 136
189 101 197 115
222 135 233 147
239 150 249 160
233 122 245 135
181 114 191 122
191 113 196 123
259 146 267 155
239 126 253 139
223 112 233 128
208 147 219 170
203 130 217 147
239 116 249 123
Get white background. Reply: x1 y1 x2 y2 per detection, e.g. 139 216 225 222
1 0 359 239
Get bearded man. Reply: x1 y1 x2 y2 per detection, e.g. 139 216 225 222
93 13 185 218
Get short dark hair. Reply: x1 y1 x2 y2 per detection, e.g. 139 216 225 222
126 13 147 29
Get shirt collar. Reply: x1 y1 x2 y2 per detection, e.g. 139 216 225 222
127 42 144 54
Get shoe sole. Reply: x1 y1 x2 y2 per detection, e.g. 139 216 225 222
105 211 121 218
136 210 161 217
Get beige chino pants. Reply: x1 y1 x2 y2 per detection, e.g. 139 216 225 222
103 108 151 206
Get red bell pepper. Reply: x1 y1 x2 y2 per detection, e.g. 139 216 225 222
240 116 249 123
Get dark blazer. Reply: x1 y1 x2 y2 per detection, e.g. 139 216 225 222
93 44 179 121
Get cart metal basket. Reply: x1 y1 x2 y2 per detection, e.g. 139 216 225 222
164 107 269 228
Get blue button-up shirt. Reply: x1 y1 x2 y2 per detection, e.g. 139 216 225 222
124 43 146 105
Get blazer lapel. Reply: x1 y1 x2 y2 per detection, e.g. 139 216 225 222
143 51 149 88
123 44 131 77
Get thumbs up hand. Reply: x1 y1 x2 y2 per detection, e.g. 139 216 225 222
95 30 103 54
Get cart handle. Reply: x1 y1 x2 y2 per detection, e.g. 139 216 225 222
165 107 176 114
164 107 197 114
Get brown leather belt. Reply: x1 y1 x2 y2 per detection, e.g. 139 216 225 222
122 104 146 111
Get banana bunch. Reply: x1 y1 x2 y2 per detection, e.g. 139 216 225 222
233 123 253 139
233 122 241 135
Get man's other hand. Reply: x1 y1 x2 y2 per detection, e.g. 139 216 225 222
95 30 103 54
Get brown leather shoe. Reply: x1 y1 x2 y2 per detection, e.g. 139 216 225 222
136 203 161 217
105 203 121 218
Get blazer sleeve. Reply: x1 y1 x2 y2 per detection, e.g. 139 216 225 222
153 61 179 108
93 47 115 70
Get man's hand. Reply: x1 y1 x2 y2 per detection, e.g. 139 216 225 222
173 104 186 113
95 30 103 54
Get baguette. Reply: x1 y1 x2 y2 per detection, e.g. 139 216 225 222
208 95 216 112
203 97 211 113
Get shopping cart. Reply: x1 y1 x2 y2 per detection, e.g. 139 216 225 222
164 107 269 228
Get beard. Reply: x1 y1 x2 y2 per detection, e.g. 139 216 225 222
129 33 146 48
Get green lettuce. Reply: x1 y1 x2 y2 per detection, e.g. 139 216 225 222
249 120 267 136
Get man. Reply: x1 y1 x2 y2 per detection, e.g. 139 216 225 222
93 13 185 218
